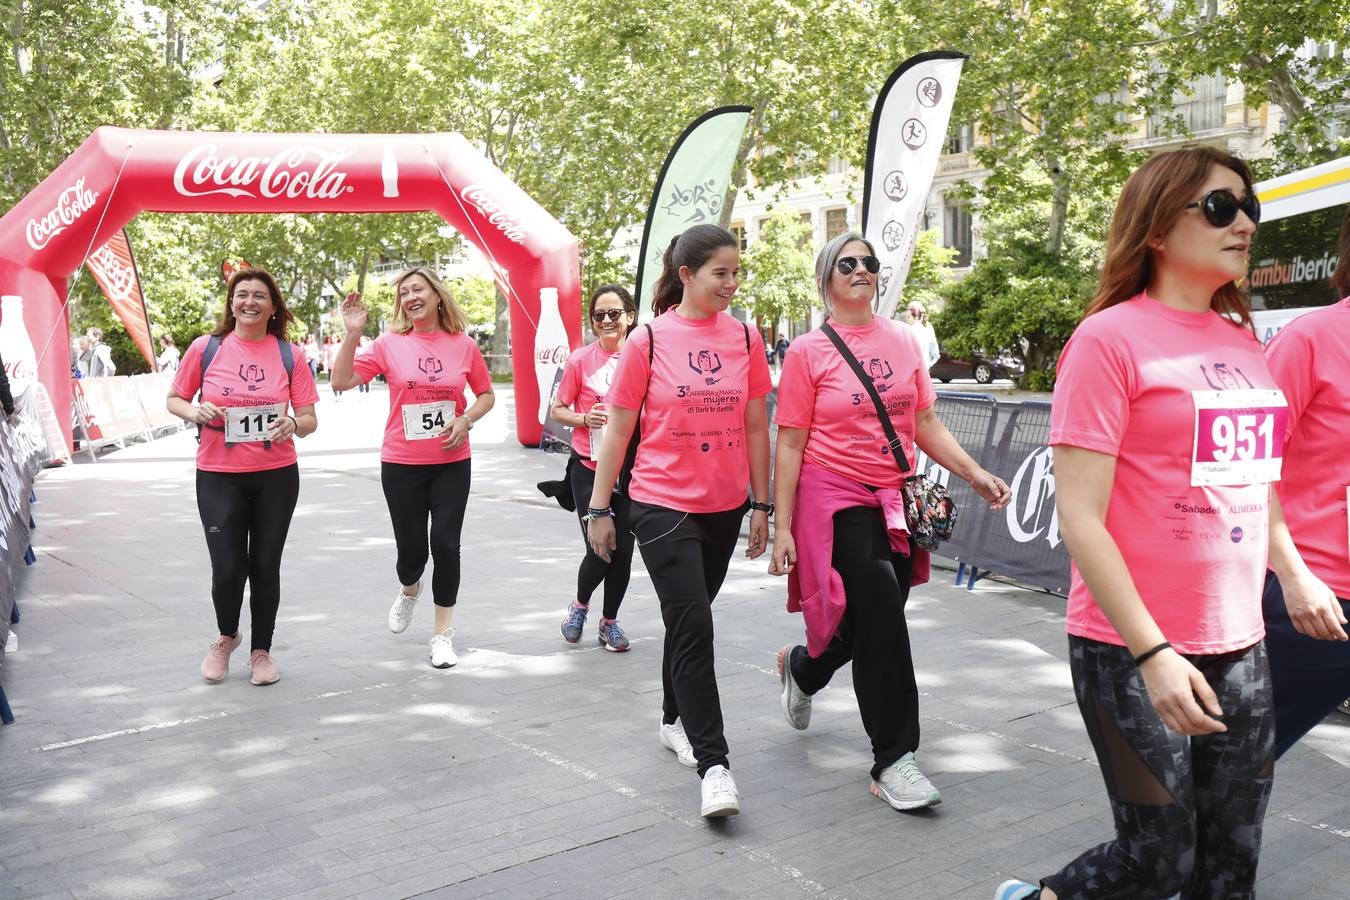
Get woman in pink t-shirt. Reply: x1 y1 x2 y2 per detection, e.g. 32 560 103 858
586 224 772 819
1262 210 1350 757
549 284 638 652
1000 148 1323 900
769 232 1009 814
167 268 320 687
330 267 495 670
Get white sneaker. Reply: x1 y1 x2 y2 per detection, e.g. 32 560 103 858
388 583 420 633
429 629 457 668
871 752 941 811
659 719 697 768
700 765 739 817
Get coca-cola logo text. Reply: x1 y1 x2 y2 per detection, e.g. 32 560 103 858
536 346 569 365
26 178 99 251
462 185 528 245
173 145 355 200
87 245 136 301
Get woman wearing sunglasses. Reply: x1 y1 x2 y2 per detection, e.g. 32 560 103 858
769 232 1009 812
1260 209 1350 758
586 224 772 818
997 147 1318 900
549 284 639 652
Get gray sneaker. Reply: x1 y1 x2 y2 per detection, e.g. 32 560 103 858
1338 698 1350 716
871 752 941 811
777 644 811 730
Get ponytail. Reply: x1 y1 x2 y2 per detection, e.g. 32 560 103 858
650 224 738 316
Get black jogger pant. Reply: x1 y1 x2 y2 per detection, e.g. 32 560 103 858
790 505 918 781
631 498 747 777
569 457 634 620
1042 637 1275 899
196 464 300 651
1262 570 1350 758
380 459 471 607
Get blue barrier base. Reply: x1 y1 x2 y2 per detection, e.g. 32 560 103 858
0 686 12 724
954 562 991 591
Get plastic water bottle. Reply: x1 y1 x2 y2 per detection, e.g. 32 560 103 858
533 287 570 425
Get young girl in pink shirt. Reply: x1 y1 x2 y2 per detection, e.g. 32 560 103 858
769 232 1008 812
329 268 495 670
999 147 1321 900
167 268 320 686
549 284 638 652
1261 209 1350 757
586 224 772 818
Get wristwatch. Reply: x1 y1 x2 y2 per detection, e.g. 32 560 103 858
750 501 774 516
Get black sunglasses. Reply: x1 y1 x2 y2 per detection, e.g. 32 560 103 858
836 255 881 276
591 309 627 322
1185 189 1261 228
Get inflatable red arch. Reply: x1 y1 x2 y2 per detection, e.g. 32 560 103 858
0 126 582 450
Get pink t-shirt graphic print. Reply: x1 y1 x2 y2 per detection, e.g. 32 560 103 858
1049 294 1285 654
608 310 771 514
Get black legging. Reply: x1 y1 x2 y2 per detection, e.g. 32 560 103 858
631 498 747 777
195 464 300 651
790 505 918 781
380 459 471 607
569 457 633 619
1042 637 1274 899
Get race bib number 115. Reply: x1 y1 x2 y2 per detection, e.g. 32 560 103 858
1191 389 1288 487
225 403 285 444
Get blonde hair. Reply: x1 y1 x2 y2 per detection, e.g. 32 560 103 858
389 267 469 335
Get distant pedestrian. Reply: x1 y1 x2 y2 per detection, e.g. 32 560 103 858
769 232 1008 813
303 334 320 381
166 268 319 686
585 224 772 818
82 327 115 377
329 267 494 669
774 335 789 368
156 334 180 373
997 146 1306 900
549 284 637 652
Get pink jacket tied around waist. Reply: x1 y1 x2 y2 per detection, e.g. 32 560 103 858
787 462 931 657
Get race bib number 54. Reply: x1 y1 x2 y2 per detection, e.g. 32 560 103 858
1191 389 1288 487
401 401 454 441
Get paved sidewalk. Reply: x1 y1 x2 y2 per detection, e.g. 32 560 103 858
1 384 1347 899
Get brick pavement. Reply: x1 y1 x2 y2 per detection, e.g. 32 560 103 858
1 384 1347 899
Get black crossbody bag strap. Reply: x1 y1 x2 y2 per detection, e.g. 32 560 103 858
819 321 911 474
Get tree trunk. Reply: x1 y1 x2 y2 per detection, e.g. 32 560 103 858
1044 153 1070 257
355 250 370 294
1247 54 1308 137
490 287 511 377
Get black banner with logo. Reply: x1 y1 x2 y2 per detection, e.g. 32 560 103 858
0 389 50 669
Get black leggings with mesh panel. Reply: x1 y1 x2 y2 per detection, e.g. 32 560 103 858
1041 636 1274 900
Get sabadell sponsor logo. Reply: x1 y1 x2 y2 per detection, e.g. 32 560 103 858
461 185 528 245
25 177 99 251
173 145 355 200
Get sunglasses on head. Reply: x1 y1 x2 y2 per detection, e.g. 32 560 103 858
591 309 627 322
1185 189 1261 228
836 255 881 276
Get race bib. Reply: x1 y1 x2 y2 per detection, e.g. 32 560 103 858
224 403 286 444
1191 389 1288 486
401 401 454 441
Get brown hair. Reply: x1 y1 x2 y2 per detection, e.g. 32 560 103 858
214 268 294 338
651 224 738 316
589 283 637 336
389 267 469 335
1332 207 1350 299
1086 146 1256 330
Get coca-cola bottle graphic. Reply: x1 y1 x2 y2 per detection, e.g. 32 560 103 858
381 146 399 199
533 287 570 425
0 295 38 395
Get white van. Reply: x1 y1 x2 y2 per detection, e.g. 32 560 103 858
1248 154 1349 343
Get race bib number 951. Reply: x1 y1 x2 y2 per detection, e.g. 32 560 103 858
401 401 454 441
1191 389 1288 487
225 403 286 444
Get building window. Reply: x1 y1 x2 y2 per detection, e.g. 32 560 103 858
825 207 848 240
826 157 850 175
1149 71 1226 137
943 198 972 267
730 222 747 251
944 124 973 155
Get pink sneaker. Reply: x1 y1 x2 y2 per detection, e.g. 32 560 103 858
249 650 280 686
201 632 241 683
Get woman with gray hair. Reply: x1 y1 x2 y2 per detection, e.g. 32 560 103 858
768 231 1009 810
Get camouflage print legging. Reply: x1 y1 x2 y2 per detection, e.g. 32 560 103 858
1042 637 1274 900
